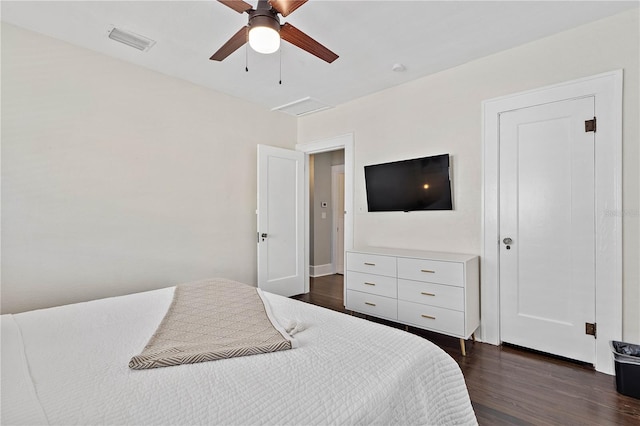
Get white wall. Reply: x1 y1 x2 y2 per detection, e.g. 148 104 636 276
1 23 297 314
298 10 640 342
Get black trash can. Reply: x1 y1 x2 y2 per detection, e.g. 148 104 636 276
610 340 640 399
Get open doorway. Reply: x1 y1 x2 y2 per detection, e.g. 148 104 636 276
296 133 354 304
306 149 345 308
309 150 345 277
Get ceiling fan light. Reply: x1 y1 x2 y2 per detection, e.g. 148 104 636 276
249 26 281 54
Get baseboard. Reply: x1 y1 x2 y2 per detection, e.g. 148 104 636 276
310 264 334 277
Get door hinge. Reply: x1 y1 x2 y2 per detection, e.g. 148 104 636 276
585 117 596 133
585 322 597 338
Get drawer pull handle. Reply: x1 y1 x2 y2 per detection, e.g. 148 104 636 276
364 282 376 286
364 262 376 266
421 269 435 273
421 292 436 297
365 302 376 306
421 314 436 320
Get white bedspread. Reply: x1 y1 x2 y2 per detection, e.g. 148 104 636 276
1 287 476 425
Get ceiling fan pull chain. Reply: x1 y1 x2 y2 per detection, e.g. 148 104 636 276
245 44 249 72
279 48 282 85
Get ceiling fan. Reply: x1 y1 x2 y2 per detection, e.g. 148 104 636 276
210 0 338 63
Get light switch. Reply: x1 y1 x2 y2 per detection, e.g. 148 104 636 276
321 212 327 219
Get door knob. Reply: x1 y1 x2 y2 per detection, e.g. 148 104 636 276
503 237 513 250
261 233 268 242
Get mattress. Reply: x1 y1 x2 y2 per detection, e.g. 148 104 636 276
1 286 476 425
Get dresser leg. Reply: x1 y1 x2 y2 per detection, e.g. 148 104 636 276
471 332 476 342
459 338 467 356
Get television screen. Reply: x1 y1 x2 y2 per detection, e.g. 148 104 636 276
364 154 452 212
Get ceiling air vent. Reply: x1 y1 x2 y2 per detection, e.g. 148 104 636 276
107 26 156 52
272 97 333 117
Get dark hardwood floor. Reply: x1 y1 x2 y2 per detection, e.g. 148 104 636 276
292 275 640 425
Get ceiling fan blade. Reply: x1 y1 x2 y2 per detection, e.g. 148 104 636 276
280 22 338 63
218 0 253 14
210 26 248 61
268 0 307 17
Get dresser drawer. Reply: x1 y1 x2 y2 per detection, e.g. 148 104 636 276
398 279 464 311
347 252 396 277
397 258 464 287
346 290 397 320
346 271 397 298
398 300 465 337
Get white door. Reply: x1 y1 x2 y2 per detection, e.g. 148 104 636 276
499 97 596 364
332 165 345 274
257 145 305 297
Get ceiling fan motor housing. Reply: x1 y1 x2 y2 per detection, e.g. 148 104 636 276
248 10 281 34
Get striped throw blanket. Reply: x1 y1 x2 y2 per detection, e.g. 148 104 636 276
129 278 294 369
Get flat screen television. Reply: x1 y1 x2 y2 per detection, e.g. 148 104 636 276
364 154 453 212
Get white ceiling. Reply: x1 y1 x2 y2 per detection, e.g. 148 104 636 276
2 1 637 113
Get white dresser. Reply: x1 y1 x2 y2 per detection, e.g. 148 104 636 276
345 246 479 355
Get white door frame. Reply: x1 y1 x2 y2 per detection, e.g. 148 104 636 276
296 133 354 297
481 70 622 374
331 164 345 274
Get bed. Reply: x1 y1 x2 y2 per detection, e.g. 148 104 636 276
1 280 477 425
